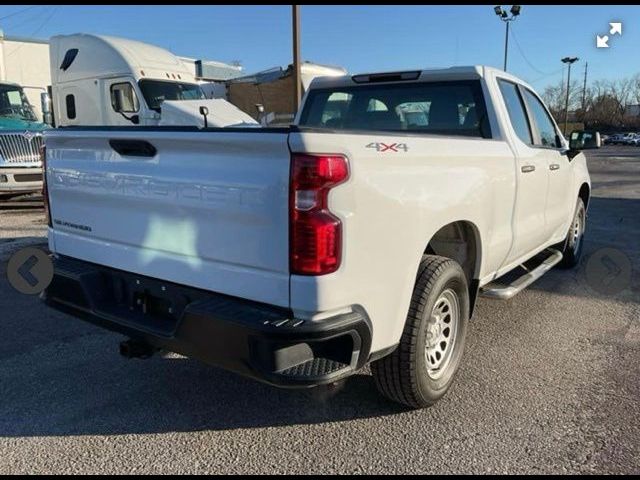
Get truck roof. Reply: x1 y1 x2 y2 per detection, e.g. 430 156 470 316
308 65 533 91
49 33 195 84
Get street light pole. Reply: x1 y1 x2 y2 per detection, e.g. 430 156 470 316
504 21 510 71
561 56 579 135
292 5 302 114
494 5 521 72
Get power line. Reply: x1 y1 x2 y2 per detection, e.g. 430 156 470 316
529 68 565 85
27 6 58 37
508 24 553 76
0 5 39 22
2 5 50 31
6 7 59 58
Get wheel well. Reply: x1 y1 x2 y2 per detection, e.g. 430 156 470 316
424 221 481 284
579 183 590 210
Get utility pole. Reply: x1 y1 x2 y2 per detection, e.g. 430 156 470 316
493 5 521 72
581 62 588 120
561 56 579 135
292 5 302 114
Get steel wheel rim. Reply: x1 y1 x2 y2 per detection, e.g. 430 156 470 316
572 207 584 254
425 288 459 380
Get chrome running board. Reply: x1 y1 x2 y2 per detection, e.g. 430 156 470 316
481 249 563 300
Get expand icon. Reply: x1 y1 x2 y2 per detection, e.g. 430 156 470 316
596 22 622 48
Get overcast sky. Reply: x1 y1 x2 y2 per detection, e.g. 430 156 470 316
1 5 638 90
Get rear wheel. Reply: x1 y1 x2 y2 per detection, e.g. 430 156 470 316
371 255 469 408
557 197 586 269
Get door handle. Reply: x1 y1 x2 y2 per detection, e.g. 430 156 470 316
521 165 536 173
109 139 157 158
549 164 560 171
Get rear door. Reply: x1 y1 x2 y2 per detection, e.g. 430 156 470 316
496 79 550 263
520 87 574 240
45 128 291 307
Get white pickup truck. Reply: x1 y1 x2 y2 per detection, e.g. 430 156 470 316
42 66 599 408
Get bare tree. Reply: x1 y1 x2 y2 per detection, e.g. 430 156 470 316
541 79 582 122
538 73 640 130
632 73 640 104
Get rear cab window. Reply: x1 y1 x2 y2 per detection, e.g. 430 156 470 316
299 80 492 138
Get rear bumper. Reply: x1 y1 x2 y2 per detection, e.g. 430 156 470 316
43 255 372 387
0 166 43 194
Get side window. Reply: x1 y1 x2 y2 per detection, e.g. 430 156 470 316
498 79 532 145
65 94 76 120
7 90 22 106
110 82 139 113
522 89 561 148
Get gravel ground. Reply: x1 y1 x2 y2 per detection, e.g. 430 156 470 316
0 147 638 474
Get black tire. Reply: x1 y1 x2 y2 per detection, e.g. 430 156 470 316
371 255 469 409
556 197 586 269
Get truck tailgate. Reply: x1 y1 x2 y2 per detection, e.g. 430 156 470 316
45 129 291 307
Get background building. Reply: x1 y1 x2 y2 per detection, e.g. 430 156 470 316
227 61 346 124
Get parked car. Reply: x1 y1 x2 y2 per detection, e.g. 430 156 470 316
42 66 598 408
0 82 48 200
606 134 619 145
618 132 636 145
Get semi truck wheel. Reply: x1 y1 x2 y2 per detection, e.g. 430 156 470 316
371 255 469 408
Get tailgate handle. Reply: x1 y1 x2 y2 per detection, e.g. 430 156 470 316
109 139 157 158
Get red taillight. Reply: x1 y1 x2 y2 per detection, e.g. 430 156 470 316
290 153 349 275
41 145 52 227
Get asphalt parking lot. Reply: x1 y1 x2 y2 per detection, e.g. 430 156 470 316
0 146 638 474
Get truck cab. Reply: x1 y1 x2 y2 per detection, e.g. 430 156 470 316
49 34 207 127
0 81 47 198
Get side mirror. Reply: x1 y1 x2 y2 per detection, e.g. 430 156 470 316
199 106 209 128
40 91 53 125
569 130 601 151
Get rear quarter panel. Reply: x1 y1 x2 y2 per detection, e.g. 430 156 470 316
289 131 516 352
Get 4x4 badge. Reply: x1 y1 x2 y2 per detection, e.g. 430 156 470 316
366 142 409 152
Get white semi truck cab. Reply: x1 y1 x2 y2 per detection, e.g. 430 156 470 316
49 34 255 128
42 66 599 408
